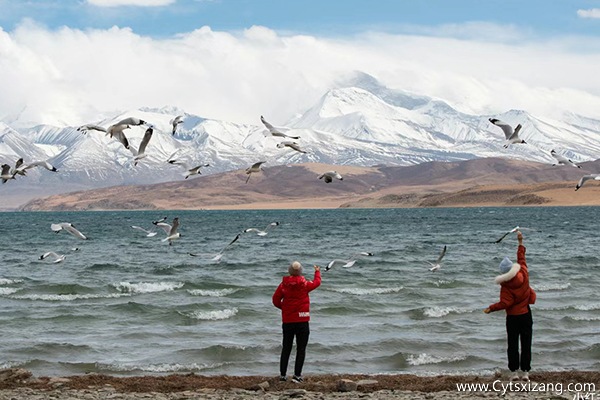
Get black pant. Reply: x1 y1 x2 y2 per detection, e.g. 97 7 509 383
280 322 310 377
506 308 533 372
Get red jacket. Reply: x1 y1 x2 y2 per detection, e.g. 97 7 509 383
272 271 321 323
489 245 536 315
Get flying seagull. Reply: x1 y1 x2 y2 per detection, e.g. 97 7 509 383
50 223 87 240
171 115 184 135
494 226 535 243
489 118 526 148
325 252 374 271
245 161 266 184
129 127 154 166
11 158 25 176
426 245 447 272
167 159 210 179
575 174 600 191
260 115 300 139
77 124 106 133
114 117 149 127
1 164 16 183
78 117 149 150
39 251 66 263
78 122 131 149
551 150 581 168
107 124 132 150
318 171 343 183
277 141 307 154
152 216 168 225
156 217 181 245
244 222 280 236
14 160 58 175
131 225 158 237
189 233 241 262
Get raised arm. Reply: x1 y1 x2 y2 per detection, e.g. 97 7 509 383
306 265 321 292
516 231 526 267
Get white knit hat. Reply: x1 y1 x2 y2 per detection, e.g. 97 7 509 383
499 256 512 274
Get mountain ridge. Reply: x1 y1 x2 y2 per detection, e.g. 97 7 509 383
20 158 600 211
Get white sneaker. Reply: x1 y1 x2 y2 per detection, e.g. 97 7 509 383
520 371 529 382
508 371 520 381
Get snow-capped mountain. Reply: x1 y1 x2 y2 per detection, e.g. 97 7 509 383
1 72 599 209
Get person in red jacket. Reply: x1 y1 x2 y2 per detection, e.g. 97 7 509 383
272 261 321 383
485 231 536 382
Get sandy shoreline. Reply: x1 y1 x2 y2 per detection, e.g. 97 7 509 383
0 369 598 399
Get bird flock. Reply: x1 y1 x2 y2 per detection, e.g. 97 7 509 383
39 210 528 279
487 118 599 190
1 114 345 186
2 114 598 193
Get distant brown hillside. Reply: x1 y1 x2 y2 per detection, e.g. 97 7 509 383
21 158 600 211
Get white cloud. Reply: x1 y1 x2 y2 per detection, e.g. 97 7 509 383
87 0 176 7
2 22 600 127
577 8 600 19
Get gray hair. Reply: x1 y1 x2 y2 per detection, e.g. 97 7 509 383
288 261 303 276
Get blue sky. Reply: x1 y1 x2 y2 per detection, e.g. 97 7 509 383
1 0 600 38
3 0 600 126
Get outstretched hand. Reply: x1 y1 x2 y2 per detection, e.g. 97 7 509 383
314 265 321 272
483 308 491 314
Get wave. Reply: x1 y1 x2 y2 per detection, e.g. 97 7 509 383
187 288 240 297
563 315 600 322
0 278 24 285
106 362 225 373
10 292 130 301
330 286 403 295
574 303 600 311
0 287 21 295
423 306 471 318
407 353 468 366
112 281 184 294
533 282 571 292
178 344 272 361
183 308 238 321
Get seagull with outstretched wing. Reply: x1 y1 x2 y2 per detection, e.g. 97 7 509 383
245 161 266 184
51 222 87 240
426 245 447 272
260 115 300 139
325 252 374 271
551 149 581 169
575 174 600 191
489 118 526 148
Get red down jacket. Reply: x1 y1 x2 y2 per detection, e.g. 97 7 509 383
488 245 537 315
272 271 321 323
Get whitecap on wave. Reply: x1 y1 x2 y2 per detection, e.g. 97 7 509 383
10 293 130 301
187 288 239 297
570 315 600 321
574 303 600 311
423 306 469 318
533 283 571 292
0 278 23 285
0 287 21 295
331 287 403 295
107 362 224 373
112 281 184 294
407 353 467 366
185 308 238 321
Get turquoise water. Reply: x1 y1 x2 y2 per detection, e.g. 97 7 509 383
0 207 598 377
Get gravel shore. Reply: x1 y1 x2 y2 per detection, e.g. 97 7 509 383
0 369 597 399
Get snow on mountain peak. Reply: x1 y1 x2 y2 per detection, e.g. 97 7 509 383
1 72 600 209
